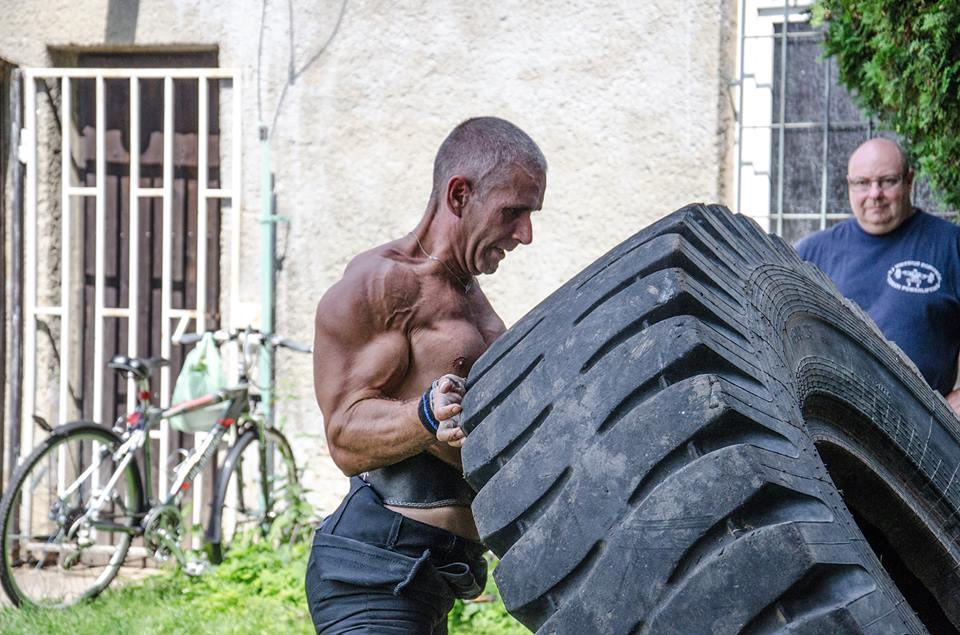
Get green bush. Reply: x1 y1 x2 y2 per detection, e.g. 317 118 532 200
813 0 960 209
0 482 529 633
0 537 529 634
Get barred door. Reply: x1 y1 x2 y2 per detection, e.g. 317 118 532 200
18 61 243 549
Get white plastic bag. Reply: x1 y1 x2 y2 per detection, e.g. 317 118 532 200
170 332 228 433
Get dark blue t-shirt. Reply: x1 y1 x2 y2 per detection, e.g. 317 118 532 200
794 210 960 394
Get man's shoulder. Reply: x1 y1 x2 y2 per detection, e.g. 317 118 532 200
794 218 857 258
913 209 960 240
342 243 420 296
316 242 421 333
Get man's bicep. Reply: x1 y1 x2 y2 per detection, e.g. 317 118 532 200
343 330 412 405
313 307 410 416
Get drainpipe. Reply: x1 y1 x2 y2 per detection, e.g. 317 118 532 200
258 123 277 426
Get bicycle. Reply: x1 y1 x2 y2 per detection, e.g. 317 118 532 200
0 327 312 608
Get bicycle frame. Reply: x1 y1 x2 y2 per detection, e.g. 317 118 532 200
0 327 308 608
66 385 251 537
68 338 271 539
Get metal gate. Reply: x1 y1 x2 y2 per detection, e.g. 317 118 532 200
17 67 244 543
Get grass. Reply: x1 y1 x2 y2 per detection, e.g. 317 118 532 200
0 539 529 634
448 564 530 635
0 540 312 635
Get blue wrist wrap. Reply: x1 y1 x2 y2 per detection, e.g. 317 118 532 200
417 388 440 435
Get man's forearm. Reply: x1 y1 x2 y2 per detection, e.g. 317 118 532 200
327 397 436 476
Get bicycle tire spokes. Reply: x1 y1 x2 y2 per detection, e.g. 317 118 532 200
0 330 310 606
1 428 140 607
220 429 297 549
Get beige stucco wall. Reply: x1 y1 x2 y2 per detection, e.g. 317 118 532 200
1 0 737 513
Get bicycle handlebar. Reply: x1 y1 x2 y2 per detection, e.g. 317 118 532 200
175 332 205 345
272 337 312 354
175 328 312 354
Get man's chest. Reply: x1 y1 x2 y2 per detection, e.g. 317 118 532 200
410 318 493 377
826 237 959 316
825 235 960 322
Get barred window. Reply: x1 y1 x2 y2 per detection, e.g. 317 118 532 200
734 0 953 244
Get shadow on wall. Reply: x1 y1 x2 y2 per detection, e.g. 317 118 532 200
106 0 140 44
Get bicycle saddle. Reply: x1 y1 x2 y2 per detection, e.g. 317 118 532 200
108 355 169 380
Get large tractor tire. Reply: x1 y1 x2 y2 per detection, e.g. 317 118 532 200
461 204 960 634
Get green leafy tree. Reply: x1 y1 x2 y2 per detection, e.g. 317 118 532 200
813 0 960 210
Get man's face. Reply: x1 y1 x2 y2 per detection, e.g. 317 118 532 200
847 140 914 235
464 164 546 275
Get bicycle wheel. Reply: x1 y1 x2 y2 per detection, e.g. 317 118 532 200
207 426 298 564
0 421 144 608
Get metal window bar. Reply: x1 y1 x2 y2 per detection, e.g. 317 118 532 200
740 121 867 130
743 32 822 39
820 55 831 228
733 0 747 220
19 67 243 550
56 75 73 495
774 0 789 236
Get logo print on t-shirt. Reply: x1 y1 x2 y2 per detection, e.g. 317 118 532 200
887 260 942 294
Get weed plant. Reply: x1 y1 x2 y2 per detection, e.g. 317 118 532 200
0 483 528 634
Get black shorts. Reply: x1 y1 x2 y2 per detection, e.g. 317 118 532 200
305 477 487 634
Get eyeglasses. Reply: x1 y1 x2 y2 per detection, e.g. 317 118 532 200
847 174 905 192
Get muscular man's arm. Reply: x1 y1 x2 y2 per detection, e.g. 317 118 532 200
313 258 463 476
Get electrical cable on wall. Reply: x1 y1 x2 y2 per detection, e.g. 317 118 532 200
254 0 347 274
256 0 348 138
252 0 346 420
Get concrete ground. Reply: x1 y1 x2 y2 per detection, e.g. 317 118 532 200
0 563 162 608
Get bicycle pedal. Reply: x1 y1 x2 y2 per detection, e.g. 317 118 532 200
183 558 211 577
62 549 82 570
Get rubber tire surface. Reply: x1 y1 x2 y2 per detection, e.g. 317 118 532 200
461 204 960 634
206 426 298 564
0 421 144 607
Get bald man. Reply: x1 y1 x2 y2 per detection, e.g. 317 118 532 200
795 138 960 414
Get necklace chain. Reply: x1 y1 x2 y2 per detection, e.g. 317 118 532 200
412 233 473 293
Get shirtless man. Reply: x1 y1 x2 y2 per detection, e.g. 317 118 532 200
306 117 547 633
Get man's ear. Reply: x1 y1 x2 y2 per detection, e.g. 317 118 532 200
446 176 472 218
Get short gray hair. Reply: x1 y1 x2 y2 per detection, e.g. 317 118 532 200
431 117 547 202
894 141 912 173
